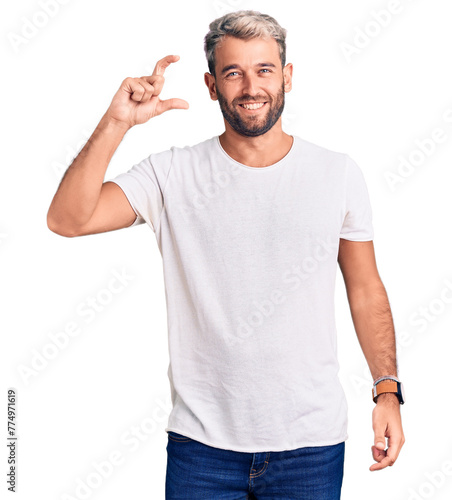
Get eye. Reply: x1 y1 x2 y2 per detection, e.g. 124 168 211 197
226 71 239 77
260 68 271 73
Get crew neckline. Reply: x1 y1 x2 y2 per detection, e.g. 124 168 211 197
215 135 296 171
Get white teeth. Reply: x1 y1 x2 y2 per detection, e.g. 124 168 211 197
241 102 265 110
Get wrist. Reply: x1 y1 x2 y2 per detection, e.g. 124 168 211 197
102 112 131 134
375 392 399 404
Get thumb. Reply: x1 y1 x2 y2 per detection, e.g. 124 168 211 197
372 430 386 463
157 98 189 115
374 433 386 451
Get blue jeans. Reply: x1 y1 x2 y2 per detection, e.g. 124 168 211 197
165 431 345 499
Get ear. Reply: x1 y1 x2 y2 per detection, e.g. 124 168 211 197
282 63 293 93
204 72 218 101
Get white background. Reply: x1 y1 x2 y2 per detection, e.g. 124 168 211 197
2 0 452 499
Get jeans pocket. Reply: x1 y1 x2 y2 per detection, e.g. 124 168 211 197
167 431 193 442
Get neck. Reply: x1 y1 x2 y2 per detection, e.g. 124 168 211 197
219 120 293 168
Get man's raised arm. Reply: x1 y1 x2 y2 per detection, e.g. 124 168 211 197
46 55 189 237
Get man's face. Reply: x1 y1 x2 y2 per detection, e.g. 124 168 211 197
205 36 292 137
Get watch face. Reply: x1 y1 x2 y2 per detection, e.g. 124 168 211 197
400 382 405 403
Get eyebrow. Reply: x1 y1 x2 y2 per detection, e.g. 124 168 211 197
220 62 277 75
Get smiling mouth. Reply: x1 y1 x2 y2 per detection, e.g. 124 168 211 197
239 102 267 110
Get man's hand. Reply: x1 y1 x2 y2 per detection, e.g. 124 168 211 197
105 54 189 129
370 393 405 471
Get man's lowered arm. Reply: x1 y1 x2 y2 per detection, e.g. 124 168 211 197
337 238 405 472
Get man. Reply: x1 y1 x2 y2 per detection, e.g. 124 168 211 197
47 10 405 499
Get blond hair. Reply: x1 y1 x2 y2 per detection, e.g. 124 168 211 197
204 10 287 77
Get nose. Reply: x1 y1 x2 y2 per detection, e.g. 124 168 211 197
241 72 260 97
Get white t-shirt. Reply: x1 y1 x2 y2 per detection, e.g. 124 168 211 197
108 134 374 453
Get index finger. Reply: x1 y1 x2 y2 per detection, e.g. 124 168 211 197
370 439 400 471
152 55 180 76
370 453 396 471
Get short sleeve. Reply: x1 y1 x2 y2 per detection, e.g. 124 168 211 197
107 150 173 232
339 155 374 241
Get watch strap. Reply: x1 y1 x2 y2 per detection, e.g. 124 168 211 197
372 377 404 404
